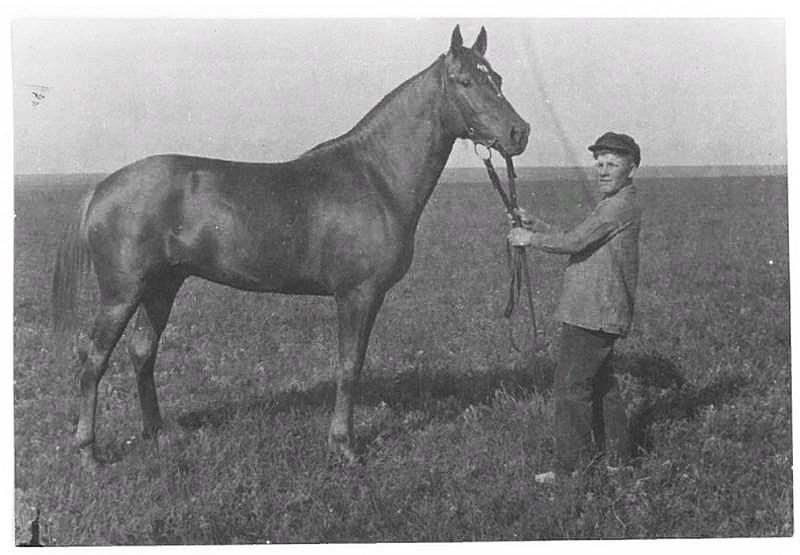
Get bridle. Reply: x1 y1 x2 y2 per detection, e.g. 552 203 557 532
440 54 540 353
440 54 502 154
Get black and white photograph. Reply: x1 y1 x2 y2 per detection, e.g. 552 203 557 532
8 4 794 547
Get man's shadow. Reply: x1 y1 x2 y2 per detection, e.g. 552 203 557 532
613 352 748 456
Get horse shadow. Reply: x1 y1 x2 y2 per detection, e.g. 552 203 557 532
175 350 556 436
173 350 749 459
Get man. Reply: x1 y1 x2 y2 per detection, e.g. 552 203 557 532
508 132 642 483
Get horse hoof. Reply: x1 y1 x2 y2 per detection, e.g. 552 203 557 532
140 429 162 451
143 434 163 457
79 446 100 471
327 436 361 465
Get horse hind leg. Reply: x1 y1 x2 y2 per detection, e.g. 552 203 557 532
75 297 140 465
127 276 183 443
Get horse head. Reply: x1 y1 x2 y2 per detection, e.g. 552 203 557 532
442 25 530 157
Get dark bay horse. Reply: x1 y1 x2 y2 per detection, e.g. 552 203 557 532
52 25 529 464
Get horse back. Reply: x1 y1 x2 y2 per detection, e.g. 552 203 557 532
83 153 411 295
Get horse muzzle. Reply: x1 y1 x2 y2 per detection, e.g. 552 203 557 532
503 120 530 157
474 119 529 158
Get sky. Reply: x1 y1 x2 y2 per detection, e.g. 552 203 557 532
11 17 787 174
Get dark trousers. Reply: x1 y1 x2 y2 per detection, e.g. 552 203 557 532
553 324 631 474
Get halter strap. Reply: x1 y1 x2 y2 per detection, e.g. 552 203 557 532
439 53 487 145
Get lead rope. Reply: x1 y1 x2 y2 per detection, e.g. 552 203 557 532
475 145 540 353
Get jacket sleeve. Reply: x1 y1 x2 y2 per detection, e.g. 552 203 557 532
530 199 634 255
530 217 555 233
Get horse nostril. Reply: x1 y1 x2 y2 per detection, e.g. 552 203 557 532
511 123 529 148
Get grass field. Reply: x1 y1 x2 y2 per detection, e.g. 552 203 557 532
13 169 791 544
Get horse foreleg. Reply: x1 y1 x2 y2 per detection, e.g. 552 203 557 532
329 285 385 462
75 299 139 465
127 277 183 443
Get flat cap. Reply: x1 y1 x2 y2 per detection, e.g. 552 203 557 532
588 132 641 166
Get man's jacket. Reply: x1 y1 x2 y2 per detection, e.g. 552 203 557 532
533 185 640 336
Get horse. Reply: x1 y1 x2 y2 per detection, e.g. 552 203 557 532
52 25 530 465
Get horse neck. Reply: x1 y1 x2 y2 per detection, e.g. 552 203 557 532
359 58 455 222
307 57 455 225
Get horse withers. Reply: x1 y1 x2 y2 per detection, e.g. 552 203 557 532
52 25 529 465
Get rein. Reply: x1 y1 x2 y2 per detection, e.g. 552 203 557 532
475 146 539 353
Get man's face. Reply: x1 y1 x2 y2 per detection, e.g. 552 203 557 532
593 151 637 196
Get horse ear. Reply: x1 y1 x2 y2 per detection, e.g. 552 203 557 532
472 26 487 57
450 25 463 52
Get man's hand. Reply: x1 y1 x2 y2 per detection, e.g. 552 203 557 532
508 227 534 247
507 208 551 232
507 208 534 230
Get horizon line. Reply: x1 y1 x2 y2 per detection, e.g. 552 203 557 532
12 162 789 177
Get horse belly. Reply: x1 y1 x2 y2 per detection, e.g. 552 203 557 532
166 205 328 295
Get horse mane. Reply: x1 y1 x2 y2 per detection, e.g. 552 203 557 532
300 55 445 159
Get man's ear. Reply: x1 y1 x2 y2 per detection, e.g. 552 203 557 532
627 165 639 179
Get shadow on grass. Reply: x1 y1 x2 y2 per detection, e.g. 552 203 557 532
619 352 750 456
176 350 556 433
173 350 749 460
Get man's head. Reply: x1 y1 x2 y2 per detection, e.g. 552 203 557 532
588 132 640 196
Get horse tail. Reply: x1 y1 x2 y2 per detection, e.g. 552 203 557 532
52 189 93 353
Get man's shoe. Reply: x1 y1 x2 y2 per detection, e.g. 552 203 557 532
535 469 580 484
605 464 632 474
534 471 557 484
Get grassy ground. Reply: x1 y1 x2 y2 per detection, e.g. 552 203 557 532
13 170 791 544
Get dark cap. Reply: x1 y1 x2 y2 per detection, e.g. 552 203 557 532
588 132 641 166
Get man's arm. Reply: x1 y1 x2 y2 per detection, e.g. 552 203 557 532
509 201 634 255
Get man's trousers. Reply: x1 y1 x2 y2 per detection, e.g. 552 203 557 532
553 323 631 474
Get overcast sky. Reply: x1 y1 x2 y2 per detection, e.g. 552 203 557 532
12 18 787 174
